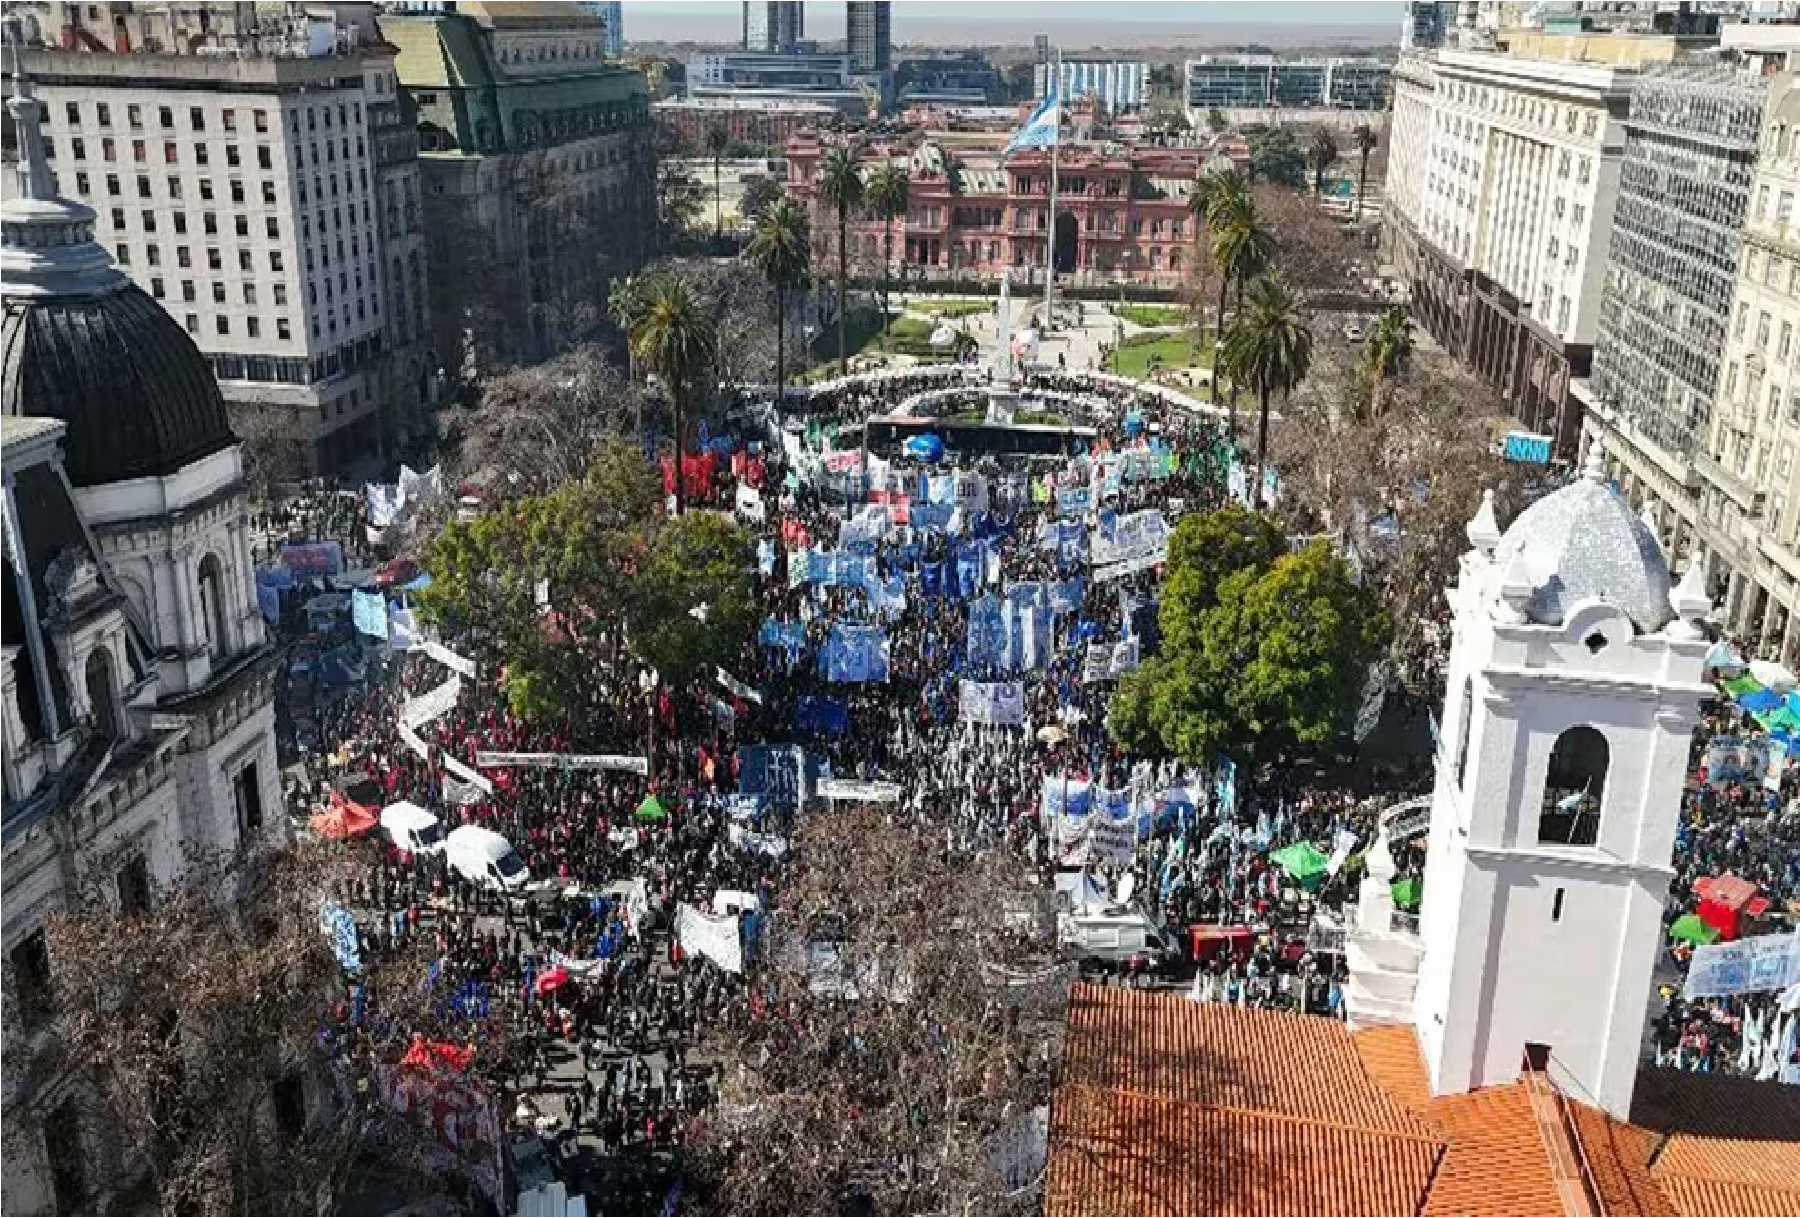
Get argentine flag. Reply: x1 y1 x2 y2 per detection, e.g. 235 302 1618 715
1005 88 1061 155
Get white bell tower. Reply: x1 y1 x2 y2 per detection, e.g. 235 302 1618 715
1411 448 1713 1120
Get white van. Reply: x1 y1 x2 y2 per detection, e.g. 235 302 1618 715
1058 907 1174 963
380 801 445 856
443 825 530 892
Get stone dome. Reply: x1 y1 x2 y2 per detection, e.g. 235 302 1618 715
1489 449 1674 635
0 86 235 488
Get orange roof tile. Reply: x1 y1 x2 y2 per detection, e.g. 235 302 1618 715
1655 1176 1800 1218
1045 1083 1442 1218
1566 1102 1674 1217
1352 1021 1435 1115
1419 1085 1568 1217
1060 985 1436 1137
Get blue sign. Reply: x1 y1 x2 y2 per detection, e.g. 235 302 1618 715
1502 432 1553 464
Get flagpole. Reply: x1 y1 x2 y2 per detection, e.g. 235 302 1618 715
1043 45 1060 332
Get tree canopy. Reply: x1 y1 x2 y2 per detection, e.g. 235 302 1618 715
1110 514 1386 769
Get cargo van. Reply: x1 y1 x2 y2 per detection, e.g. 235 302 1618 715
443 825 530 892
1059 907 1180 982
380 801 445 856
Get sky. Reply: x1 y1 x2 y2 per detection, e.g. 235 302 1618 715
622 1 1399 48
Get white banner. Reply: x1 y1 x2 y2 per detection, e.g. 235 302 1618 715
1091 549 1168 582
716 666 764 705
1081 638 1140 684
1326 828 1359 877
401 674 461 729
442 776 486 806
421 639 478 679
677 902 744 973
1087 814 1137 864
1090 509 1170 567
473 751 649 774
815 778 905 803
397 719 432 760
441 753 496 797
1684 930 1800 1000
959 680 1025 725
735 483 766 523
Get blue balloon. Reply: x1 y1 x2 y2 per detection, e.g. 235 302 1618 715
904 433 945 462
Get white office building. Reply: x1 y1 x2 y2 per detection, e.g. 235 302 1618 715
1034 60 1149 114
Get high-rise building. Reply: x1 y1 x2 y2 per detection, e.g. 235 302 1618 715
16 30 415 476
1184 55 1390 117
1578 64 1769 577
583 0 624 56
846 1 891 75
385 3 653 370
743 0 804 54
1384 48 1635 457
1033 60 1149 113
1401 0 1450 50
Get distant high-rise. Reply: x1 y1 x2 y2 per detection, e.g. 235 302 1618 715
744 0 804 53
846 0 891 73
1400 1 1448 49
585 0 624 56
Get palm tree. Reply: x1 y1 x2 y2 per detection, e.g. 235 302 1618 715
1307 127 1339 196
745 197 811 408
628 275 717 515
865 162 910 334
1220 274 1313 509
817 144 866 376
1359 305 1413 421
608 273 647 403
1207 185 1276 428
705 124 731 241
1351 123 1378 222
1188 165 1241 348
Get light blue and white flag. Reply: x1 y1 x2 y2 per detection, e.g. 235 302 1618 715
1005 88 1061 155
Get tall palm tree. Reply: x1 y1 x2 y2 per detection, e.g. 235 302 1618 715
628 275 717 515
1188 165 1241 355
1351 123 1378 222
608 274 647 381
865 162 910 334
1207 186 1276 428
705 124 731 240
1221 274 1313 509
745 197 811 408
1359 305 1413 421
817 144 866 376
1307 127 1339 196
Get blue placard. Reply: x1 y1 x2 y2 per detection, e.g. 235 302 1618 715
1502 432 1553 464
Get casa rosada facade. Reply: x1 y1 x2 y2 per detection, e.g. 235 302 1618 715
784 134 1220 288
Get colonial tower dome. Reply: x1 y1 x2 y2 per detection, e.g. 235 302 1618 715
1487 445 1674 634
1 81 236 488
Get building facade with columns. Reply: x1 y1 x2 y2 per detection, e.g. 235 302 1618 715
1384 48 1635 458
2 84 284 1215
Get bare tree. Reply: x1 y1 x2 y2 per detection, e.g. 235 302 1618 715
441 343 644 495
683 807 1066 1217
1250 183 1359 299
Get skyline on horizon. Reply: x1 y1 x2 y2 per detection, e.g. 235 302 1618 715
622 1 1399 48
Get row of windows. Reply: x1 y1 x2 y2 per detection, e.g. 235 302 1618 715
110 240 283 279
1441 78 1603 141
68 99 270 134
107 206 279 240
50 134 276 171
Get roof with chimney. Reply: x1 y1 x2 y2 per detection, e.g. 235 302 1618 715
1044 985 1800 1217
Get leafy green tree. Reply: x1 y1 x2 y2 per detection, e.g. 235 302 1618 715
1221 274 1312 507
1111 536 1387 768
745 196 811 405
1351 123 1378 221
624 511 755 688
1359 305 1413 421
607 273 647 387
1307 127 1339 195
817 144 867 375
1161 505 1286 651
1244 126 1306 188
629 275 718 514
739 173 784 226
865 161 910 333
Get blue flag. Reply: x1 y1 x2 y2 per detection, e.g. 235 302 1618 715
1006 87 1061 155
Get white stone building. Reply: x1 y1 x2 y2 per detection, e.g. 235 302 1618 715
18 40 407 476
1346 449 1713 1121
1385 48 1634 457
2 83 283 1214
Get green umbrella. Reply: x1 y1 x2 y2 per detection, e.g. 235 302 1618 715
635 794 668 823
1722 674 1764 698
1390 876 1423 910
1270 841 1331 883
1668 914 1719 946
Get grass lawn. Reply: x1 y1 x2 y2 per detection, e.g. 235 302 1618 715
885 314 936 342
1107 332 1212 379
925 299 993 319
1114 303 1190 328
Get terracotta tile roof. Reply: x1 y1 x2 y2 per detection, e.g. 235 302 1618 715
1655 1175 1800 1218
1629 1064 1800 1218
1565 1101 1674 1217
1351 1021 1435 1114
1417 1085 1568 1216
1060 985 1436 1137
1044 1083 1442 1217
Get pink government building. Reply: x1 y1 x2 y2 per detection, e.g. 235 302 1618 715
784 132 1239 289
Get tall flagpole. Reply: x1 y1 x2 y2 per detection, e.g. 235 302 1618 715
1043 45 1060 332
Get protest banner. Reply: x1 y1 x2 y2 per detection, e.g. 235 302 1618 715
397 719 431 760
815 778 904 803
677 902 744 973
1683 930 1799 1000
959 680 1026 726
1081 638 1140 684
279 540 344 578
442 776 485 806
441 753 496 797
1090 509 1170 568
401 675 461 730
472 751 649 774
352 588 389 639
421 639 477 679
716 666 764 705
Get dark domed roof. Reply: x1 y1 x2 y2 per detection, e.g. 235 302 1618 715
1 83 235 488
2 288 236 487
